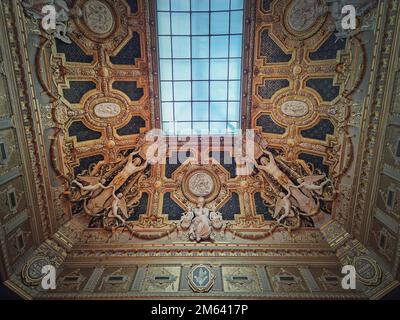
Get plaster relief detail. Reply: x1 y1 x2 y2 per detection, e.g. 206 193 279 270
280 100 309 117
93 102 121 118
83 0 114 35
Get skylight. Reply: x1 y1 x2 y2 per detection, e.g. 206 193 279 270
156 0 244 135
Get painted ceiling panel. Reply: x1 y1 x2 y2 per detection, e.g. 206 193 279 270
109 32 142 65
55 39 94 63
259 29 292 63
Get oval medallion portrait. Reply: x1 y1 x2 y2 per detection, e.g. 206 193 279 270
94 102 121 118
83 0 114 35
280 100 309 117
287 0 321 32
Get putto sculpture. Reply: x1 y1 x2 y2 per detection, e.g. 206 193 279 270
70 147 149 228
251 141 336 231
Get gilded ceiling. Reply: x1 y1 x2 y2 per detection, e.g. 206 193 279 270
0 0 399 300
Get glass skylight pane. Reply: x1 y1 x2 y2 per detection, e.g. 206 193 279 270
171 13 190 34
172 36 191 58
191 0 209 11
161 82 173 101
176 122 192 135
228 80 240 100
157 1 244 135
193 102 209 121
210 122 227 134
192 37 209 58
193 81 209 100
211 102 227 121
163 121 174 135
171 0 190 11
230 11 243 34
230 0 244 10
174 82 191 100
175 102 192 121
210 81 228 100
157 12 171 35
193 122 209 134
211 12 230 34
211 0 230 11
162 102 174 121
157 0 170 11
192 13 209 35
210 59 228 80
210 36 229 57
173 60 191 80
227 121 239 134
192 59 209 80
229 59 241 79
158 36 171 58
160 59 172 80
230 35 242 57
228 101 240 120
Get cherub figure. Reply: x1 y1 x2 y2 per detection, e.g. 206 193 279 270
110 151 148 190
71 177 110 198
179 206 194 231
255 147 318 214
255 148 292 190
209 206 224 230
296 175 332 196
85 151 149 215
273 191 295 224
107 192 128 224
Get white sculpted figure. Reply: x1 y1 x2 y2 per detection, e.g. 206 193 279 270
110 151 148 190
72 177 107 192
85 151 148 215
273 191 295 224
188 197 214 242
71 176 112 199
209 206 224 230
70 141 154 228
296 175 332 196
107 192 128 224
255 147 318 214
179 207 194 230
250 136 335 230
179 201 225 241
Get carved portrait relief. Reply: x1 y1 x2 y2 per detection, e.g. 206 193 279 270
83 0 114 35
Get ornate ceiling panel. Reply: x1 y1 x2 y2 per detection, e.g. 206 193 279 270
0 0 399 299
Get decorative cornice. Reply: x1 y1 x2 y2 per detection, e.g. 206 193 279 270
350 0 400 242
374 208 399 234
35 290 363 300
382 163 400 182
321 220 399 299
0 167 22 186
4 219 85 298
3 209 29 235
0 0 55 241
